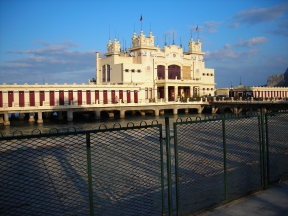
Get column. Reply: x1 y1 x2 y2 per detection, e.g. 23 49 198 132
120 110 125 119
154 109 159 116
174 86 178 101
19 113 24 120
67 110 73 122
173 108 178 115
58 111 63 120
35 91 40 106
165 85 168 102
37 111 43 124
95 110 101 119
4 112 10 126
29 113 35 122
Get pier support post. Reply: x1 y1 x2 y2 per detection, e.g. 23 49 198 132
173 108 178 115
0 115 3 124
185 108 189 114
154 109 159 116
37 111 43 124
108 112 114 118
29 113 35 122
198 107 204 114
211 106 218 114
232 107 238 115
120 110 125 119
19 113 24 120
139 110 145 116
4 113 10 126
159 109 165 115
67 110 73 122
58 111 63 120
94 110 101 120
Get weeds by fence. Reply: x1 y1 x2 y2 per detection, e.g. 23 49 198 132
0 110 287 216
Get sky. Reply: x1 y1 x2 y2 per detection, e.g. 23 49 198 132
0 0 288 88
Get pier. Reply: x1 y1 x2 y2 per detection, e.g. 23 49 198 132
0 97 209 125
211 97 288 114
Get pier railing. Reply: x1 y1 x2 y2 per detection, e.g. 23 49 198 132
0 110 287 216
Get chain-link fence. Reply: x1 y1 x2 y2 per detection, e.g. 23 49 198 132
266 111 288 184
0 111 287 216
0 123 164 216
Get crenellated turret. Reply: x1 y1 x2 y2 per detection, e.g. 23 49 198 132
105 38 121 56
130 30 155 49
187 38 203 54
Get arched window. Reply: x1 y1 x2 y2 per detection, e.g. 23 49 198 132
157 65 165 79
168 65 180 79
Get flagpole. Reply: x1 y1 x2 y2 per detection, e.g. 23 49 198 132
140 15 142 31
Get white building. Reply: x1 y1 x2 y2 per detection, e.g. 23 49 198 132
95 30 215 102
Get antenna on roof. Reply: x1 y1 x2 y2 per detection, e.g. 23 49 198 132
240 76 242 85
150 22 151 32
172 32 175 45
180 37 182 48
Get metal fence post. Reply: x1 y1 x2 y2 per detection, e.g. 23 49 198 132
222 119 228 201
165 117 173 216
86 132 94 216
260 108 268 189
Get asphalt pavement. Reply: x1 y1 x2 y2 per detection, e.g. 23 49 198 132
200 180 288 216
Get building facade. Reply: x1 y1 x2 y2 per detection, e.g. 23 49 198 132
95 30 215 102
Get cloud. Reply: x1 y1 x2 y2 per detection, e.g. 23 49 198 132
205 43 259 61
204 21 223 33
234 36 268 48
229 3 288 28
0 41 97 84
265 20 288 37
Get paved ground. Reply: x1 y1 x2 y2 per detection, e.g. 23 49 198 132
200 180 288 216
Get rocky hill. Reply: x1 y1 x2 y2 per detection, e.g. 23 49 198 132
267 68 288 87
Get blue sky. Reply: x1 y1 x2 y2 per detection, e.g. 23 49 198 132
0 0 287 88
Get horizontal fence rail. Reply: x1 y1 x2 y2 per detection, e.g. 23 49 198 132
0 111 288 216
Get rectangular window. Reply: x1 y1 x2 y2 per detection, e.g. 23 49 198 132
19 91 25 107
29 91 35 106
50 91 55 106
59 91 64 105
68 90 73 105
8 91 14 107
86 90 91 105
102 65 106 82
95 90 99 103
107 65 110 82
78 90 82 105
40 91 45 106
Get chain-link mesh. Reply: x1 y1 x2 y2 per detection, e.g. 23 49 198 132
225 117 262 200
0 134 89 216
0 124 164 216
90 126 164 216
174 120 224 215
266 112 288 183
1 112 287 216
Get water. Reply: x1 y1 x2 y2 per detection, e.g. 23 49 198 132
0 111 215 136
